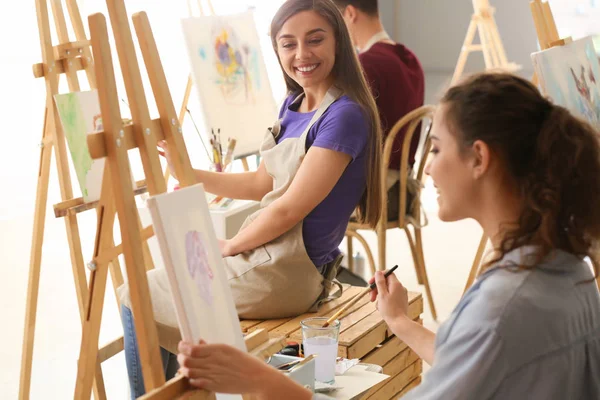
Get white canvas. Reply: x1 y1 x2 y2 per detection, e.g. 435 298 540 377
182 10 277 158
146 183 246 352
54 90 105 202
532 36 600 128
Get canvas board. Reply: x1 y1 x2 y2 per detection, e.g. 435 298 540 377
182 10 277 158
146 183 246 352
54 90 105 202
532 36 600 128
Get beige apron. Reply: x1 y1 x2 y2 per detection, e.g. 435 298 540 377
119 87 344 331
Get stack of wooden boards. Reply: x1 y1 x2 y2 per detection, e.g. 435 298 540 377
241 286 424 400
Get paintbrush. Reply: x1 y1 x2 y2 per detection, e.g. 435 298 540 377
322 265 398 328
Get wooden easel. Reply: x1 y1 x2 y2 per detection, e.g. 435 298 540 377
74 1 279 398
20 0 132 398
463 0 570 293
451 0 520 84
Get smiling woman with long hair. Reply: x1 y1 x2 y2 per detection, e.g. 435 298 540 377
118 0 383 397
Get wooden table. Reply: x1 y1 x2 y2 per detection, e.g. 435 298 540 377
240 287 424 400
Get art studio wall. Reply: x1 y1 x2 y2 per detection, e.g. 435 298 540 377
382 0 539 103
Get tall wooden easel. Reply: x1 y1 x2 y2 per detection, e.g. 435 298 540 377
463 0 570 293
73 0 280 398
451 0 520 84
20 0 131 398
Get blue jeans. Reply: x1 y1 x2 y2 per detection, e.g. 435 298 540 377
121 305 179 399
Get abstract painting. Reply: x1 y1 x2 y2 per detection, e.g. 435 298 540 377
185 230 214 306
54 90 105 202
532 36 600 128
182 10 277 157
146 183 246 353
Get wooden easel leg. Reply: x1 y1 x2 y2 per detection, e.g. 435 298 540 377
464 234 488 294
481 20 500 68
451 18 478 84
74 169 117 399
487 17 509 66
413 228 425 285
414 228 437 321
476 20 493 69
19 108 52 400
377 223 386 272
89 11 166 391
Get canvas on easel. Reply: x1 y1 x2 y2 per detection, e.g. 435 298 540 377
532 36 600 128
54 90 105 202
181 10 277 158
147 183 246 352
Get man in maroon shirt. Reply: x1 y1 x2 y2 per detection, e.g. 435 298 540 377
334 0 425 220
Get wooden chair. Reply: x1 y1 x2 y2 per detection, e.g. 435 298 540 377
346 105 438 320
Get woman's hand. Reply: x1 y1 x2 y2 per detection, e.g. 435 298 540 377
178 340 272 394
177 340 312 399
157 140 177 180
370 271 411 330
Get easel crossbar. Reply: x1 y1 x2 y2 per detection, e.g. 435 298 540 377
53 180 148 217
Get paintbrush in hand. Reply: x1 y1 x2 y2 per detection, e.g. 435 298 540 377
322 265 398 328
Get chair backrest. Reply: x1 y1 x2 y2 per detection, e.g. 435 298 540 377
381 105 436 227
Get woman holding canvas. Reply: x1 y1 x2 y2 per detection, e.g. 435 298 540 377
119 0 382 396
176 73 600 399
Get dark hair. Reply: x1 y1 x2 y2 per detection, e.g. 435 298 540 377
270 0 382 227
331 0 379 16
443 72 600 280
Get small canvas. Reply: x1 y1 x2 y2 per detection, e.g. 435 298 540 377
182 10 277 158
146 183 246 353
54 90 105 202
532 36 600 128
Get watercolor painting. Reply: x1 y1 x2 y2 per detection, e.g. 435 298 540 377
185 230 214 306
146 183 246 355
182 10 277 157
532 36 600 128
54 90 105 202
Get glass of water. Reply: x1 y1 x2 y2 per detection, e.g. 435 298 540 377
301 317 341 384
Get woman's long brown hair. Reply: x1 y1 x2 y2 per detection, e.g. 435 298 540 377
443 72 600 280
270 0 382 228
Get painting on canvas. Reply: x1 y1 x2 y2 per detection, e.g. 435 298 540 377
532 36 600 128
54 90 105 203
146 183 246 355
182 10 277 158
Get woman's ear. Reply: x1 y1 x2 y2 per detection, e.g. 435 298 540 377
471 139 491 179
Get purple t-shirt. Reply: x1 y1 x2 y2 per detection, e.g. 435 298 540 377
276 93 369 267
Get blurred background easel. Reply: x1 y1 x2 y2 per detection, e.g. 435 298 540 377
452 0 521 85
